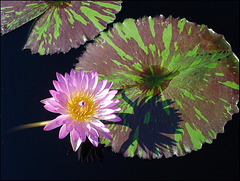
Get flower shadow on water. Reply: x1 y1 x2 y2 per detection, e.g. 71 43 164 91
102 90 184 159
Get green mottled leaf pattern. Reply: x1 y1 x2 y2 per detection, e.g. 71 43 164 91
75 16 239 159
1 1 50 35
1 1 122 55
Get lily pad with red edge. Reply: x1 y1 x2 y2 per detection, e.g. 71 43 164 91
1 1 122 55
75 15 239 159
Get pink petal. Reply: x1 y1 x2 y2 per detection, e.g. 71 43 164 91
70 69 78 88
64 72 77 95
90 119 110 133
94 79 107 94
59 124 69 139
43 104 60 113
88 70 94 78
53 80 68 95
74 123 86 142
56 72 66 84
98 114 122 122
95 89 109 100
52 80 61 91
49 90 68 107
75 75 83 91
98 130 113 141
98 90 118 102
100 99 120 109
77 69 84 81
70 129 80 142
80 74 88 90
87 128 99 147
68 83 77 96
66 119 75 132
64 72 71 83
98 107 121 116
89 127 99 137
70 132 82 152
88 136 98 147
41 97 54 105
88 74 98 90
47 99 67 114
43 114 69 131
70 69 76 78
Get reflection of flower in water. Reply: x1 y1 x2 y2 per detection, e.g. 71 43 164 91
41 69 121 151
68 139 106 162
76 16 239 159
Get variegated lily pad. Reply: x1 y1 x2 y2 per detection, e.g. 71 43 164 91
75 15 239 159
1 1 122 55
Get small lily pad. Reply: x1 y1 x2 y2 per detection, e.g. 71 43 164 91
1 1 122 55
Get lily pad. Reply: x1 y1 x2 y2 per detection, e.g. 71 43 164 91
1 1 122 55
75 15 239 159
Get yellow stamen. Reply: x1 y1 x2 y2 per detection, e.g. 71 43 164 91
67 91 97 122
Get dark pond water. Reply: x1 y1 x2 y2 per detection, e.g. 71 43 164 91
1 1 239 180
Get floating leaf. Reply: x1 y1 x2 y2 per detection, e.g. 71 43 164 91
1 1 50 35
1 1 122 55
75 15 239 159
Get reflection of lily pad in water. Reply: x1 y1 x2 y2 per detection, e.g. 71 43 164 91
0 1 122 55
75 15 239 159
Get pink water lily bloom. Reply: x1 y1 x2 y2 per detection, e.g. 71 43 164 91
41 69 121 151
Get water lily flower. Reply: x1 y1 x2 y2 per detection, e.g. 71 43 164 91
41 69 121 151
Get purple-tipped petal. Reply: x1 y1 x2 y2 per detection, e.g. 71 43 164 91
87 133 99 147
44 115 69 131
105 82 113 90
59 124 69 139
98 130 113 141
90 119 110 133
88 126 99 138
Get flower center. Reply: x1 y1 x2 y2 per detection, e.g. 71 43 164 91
45 1 71 8
67 92 97 122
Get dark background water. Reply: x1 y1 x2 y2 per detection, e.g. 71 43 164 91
1 1 239 180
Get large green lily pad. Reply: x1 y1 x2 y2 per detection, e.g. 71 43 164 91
75 15 239 159
1 1 122 55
